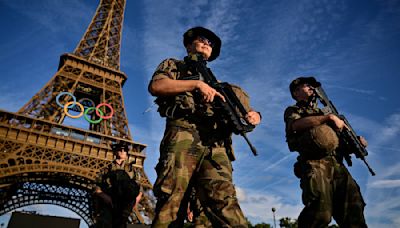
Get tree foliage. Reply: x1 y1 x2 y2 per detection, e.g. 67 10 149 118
245 217 271 228
279 217 298 228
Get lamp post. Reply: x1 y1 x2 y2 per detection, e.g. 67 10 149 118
272 207 276 228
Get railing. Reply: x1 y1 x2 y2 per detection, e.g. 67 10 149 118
0 109 146 156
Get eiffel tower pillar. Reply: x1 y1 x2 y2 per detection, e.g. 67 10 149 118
0 0 154 226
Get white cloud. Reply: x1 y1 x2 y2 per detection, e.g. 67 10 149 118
362 112 400 226
328 85 376 95
369 179 400 188
374 114 400 144
263 154 292 172
237 187 303 224
236 186 247 202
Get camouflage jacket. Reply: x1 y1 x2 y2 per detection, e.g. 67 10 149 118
284 100 339 160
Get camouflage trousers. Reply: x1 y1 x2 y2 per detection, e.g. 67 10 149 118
151 125 247 228
296 156 367 228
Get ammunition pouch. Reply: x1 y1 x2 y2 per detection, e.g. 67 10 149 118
293 157 315 179
286 135 299 152
293 161 303 179
155 93 196 119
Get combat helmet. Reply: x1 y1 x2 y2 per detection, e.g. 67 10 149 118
289 76 321 99
183 26 221 62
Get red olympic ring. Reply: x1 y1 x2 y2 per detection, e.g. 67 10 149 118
95 103 114 120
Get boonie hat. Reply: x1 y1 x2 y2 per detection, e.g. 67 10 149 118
183 26 221 61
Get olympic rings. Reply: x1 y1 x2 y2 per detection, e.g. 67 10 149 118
56 92 76 109
64 101 84 118
96 103 114 120
56 92 114 124
84 107 103 124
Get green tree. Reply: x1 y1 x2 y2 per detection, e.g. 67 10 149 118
245 217 253 228
254 222 271 228
279 217 298 228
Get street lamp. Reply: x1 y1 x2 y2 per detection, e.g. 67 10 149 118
272 207 276 228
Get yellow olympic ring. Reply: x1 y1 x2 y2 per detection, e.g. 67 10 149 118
63 101 84 119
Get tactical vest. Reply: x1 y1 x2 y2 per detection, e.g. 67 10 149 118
153 60 196 119
286 104 339 160
154 59 251 121
103 163 140 203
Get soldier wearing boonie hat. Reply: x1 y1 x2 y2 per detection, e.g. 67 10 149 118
284 76 368 228
182 26 221 62
148 27 261 227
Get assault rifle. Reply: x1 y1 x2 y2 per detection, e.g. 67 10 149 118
313 86 375 176
183 54 258 156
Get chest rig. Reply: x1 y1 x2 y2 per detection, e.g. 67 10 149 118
154 59 214 121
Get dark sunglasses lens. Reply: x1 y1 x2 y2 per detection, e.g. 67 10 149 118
199 36 213 47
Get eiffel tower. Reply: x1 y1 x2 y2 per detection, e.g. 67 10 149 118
0 0 154 226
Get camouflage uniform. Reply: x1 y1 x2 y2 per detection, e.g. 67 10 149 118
150 58 250 228
94 160 140 228
284 101 367 228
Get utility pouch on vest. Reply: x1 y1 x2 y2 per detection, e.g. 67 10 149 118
286 134 300 152
155 93 196 119
224 138 236 161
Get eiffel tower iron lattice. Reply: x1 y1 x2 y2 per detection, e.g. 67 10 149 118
0 0 155 226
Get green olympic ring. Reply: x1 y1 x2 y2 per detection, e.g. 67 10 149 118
84 107 104 124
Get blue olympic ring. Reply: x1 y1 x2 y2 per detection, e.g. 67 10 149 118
56 92 76 109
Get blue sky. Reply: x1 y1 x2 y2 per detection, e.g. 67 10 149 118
1 0 399 227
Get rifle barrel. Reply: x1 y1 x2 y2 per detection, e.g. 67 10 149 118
241 132 258 156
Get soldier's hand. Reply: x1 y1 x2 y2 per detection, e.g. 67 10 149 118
358 136 368 148
246 111 261 125
187 209 193 222
197 81 225 103
328 114 348 131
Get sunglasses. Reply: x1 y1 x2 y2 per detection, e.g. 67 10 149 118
197 36 214 48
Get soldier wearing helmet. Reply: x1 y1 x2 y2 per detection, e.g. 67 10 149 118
148 27 261 227
93 142 142 228
284 77 368 228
